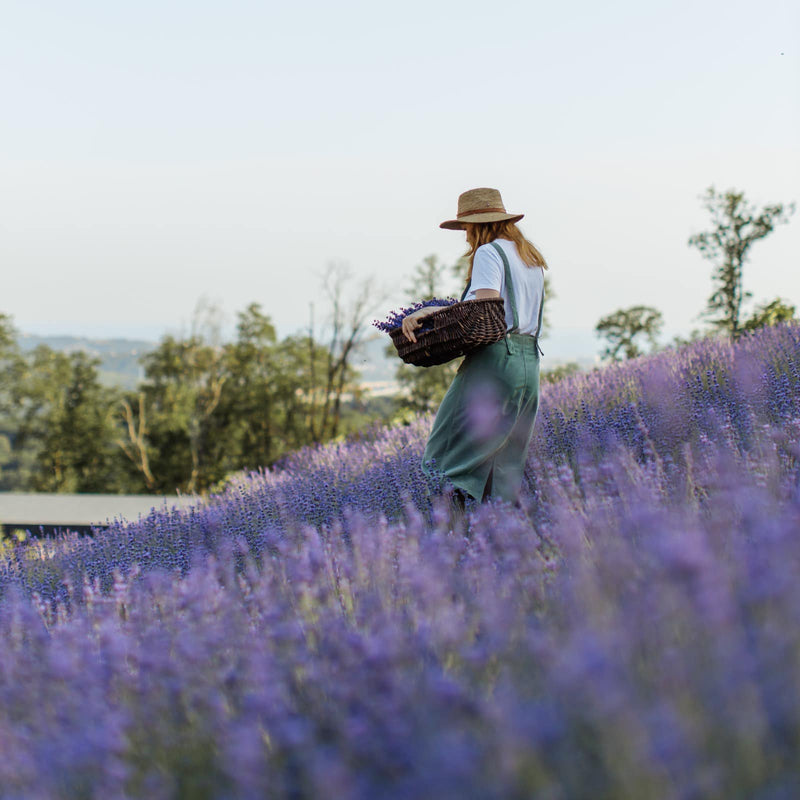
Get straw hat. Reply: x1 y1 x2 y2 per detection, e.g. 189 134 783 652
439 187 524 230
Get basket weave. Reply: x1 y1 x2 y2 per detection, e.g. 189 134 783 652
388 298 507 367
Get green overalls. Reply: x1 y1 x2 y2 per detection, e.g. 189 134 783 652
421 241 544 504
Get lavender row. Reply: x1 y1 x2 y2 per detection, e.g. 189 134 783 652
1 441 799 797
4 324 800 606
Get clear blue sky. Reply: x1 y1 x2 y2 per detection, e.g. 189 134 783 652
1 0 798 360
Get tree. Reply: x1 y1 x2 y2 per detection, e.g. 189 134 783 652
403 254 455 301
0 314 24 489
1 317 134 492
117 391 156 490
123 300 228 493
216 303 342 470
595 305 663 361
390 255 463 415
215 303 279 473
111 281 390 494
13 347 127 492
310 262 384 442
0 294 399 494
688 186 796 339
133 332 227 494
742 298 796 332
0 314 19 421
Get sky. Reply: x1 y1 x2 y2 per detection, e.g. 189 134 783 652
1 0 798 362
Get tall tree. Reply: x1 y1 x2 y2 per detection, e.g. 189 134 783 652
389 255 463 415
595 305 663 361
216 303 280 472
135 333 227 493
311 262 383 442
119 295 377 493
14 347 126 492
0 298 400 494
688 187 795 339
0 314 24 489
0 314 19 419
405 254 455 300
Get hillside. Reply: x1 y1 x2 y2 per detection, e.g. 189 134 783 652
1 323 800 798
18 333 155 389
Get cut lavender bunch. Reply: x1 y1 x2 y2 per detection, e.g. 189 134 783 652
373 297 459 333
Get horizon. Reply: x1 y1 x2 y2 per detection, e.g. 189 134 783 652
11 318 714 368
2 0 798 350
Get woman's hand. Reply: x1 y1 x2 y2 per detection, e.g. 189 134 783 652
401 306 441 343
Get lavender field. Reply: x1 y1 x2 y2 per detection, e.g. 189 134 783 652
2 324 800 799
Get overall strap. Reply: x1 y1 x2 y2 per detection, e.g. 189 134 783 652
489 241 519 333
534 273 545 356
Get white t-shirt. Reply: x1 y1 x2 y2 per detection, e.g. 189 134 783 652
464 239 545 337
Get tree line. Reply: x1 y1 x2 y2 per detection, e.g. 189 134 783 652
0 266 387 495
0 185 794 496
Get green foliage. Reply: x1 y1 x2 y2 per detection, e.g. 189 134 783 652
0 528 28 559
0 298 382 495
595 305 663 361
9 346 129 492
0 314 23 488
134 333 229 493
0 244 555 493
390 255 465 414
405 254 458 301
215 303 280 475
688 186 796 339
0 313 16 354
391 347 462 416
742 297 796 332
117 302 371 494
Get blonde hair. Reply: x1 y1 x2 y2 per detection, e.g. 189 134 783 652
463 220 548 282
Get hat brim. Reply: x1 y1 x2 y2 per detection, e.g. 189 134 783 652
439 212 524 230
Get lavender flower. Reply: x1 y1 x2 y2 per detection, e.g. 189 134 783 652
0 323 799 796
372 297 459 332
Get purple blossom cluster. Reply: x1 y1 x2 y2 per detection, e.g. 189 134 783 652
372 297 458 332
2 323 800 797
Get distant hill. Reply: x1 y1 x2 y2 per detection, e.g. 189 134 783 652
16 332 398 394
18 334 155 390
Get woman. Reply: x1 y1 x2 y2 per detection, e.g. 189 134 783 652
402 187 548 506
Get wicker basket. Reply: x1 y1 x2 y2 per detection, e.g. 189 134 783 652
388 298 507 367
